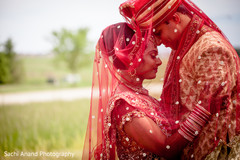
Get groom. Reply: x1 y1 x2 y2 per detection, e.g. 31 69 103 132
119 0 240 159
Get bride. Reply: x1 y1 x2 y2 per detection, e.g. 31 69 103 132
82 22 212 160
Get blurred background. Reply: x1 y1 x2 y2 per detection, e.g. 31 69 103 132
0 0 239 159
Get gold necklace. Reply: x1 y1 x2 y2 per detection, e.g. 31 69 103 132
122 82 149 95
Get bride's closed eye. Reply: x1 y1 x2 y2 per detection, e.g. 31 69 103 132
150 52 158 59
151 55 157 59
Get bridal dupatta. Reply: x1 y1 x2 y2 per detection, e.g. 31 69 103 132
82 22 172 159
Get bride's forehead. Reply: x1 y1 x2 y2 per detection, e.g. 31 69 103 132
146 40 157 50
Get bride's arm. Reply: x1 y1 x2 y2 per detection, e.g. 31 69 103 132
124 113 188 159
123 103 211 159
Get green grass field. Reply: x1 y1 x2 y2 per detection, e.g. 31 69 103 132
0 54 169 94
0 52 170 160
0 55 93 93
0 99 90 160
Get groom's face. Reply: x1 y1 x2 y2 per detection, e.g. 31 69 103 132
153 20 181 50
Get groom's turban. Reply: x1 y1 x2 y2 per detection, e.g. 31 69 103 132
119 0 181 30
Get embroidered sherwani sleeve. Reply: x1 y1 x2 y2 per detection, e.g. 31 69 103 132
180 32 236 113
179 32 238 159
193 42 236 113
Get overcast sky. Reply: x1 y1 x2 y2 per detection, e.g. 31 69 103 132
0 0 239 54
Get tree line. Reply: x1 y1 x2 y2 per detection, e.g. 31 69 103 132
0 28 239 85
0 39 24 84
0 27 93 84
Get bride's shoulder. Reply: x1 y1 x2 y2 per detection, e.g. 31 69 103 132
109 90 137 105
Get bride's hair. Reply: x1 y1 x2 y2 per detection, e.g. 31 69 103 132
102 23 134 70
101 23 135 70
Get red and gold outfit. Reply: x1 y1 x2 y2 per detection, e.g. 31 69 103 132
119 0 240 159
158 15 240 160
178 27 240 160
158 10 240 160
82 22 175 160
104 87 171 160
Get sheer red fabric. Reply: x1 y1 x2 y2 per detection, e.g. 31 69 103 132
82 22 192 160
82 22 156 159
119 0 240 158
119 0 181 31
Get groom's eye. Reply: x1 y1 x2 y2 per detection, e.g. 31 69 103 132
165 21 170 25
154 30 161 37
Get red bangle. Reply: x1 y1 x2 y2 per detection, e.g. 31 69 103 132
178 104 211 141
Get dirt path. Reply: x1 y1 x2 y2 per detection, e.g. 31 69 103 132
0 87 91 105
0 84 162 105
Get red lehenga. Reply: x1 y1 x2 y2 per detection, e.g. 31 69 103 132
81 22 173 160
103 85 172 159
82 22 192 160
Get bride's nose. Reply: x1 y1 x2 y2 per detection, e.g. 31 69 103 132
156 57 162 66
